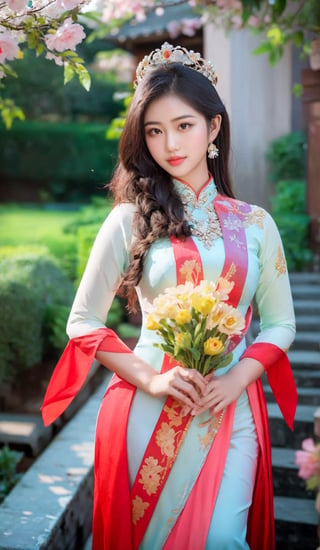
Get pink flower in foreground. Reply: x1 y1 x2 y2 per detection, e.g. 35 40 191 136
44 18 86 53
295 438 319 480
0 32 20 64
6 0 27 11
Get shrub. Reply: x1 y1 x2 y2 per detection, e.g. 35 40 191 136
0 276 43 382
271 180 313 271
0 121 119 202
0 251 75 382
76 224 103 282
63 196 112 235
0 445 23 504
0 253 74 306
45 304 70 352
266 131 307 183
266 132 313 271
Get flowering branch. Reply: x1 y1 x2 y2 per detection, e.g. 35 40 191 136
0 0 90 128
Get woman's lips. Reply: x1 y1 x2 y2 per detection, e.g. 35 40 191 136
167 157 185 166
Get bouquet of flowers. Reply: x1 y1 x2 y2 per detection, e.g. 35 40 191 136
146 278 245 376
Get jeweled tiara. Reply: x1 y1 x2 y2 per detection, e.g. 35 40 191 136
134 42 218 89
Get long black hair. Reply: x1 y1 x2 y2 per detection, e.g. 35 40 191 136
109 63 234 309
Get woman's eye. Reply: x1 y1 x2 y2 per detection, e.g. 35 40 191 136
179 122 192 130
146 127 161 136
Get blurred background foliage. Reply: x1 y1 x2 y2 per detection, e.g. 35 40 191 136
267 131 313 272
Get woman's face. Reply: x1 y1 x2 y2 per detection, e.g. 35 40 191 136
144 93 221 192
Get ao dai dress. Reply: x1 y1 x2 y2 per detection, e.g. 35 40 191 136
43 177 296 549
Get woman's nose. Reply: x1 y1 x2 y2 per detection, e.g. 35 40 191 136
166 132 179 152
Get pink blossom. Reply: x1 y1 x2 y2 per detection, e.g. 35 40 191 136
181 18 202 37
216 0 242 8
6 0 27 11
295 438 319 480
55 0 82 10
248 15 260 28
44 18 86 52
0 32 20 64
46 51 64 66
167 20 181 39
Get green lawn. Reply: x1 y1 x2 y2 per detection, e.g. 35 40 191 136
0 205 79 245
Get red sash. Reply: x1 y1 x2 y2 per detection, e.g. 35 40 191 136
130 195 251 547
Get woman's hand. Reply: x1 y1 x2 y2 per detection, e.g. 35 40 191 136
191 357 265 416
193 369 246 416
148 366 207 411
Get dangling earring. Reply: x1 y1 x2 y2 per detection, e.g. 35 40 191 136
207 142 219 159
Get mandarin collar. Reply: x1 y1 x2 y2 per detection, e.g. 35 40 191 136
173 176 217 207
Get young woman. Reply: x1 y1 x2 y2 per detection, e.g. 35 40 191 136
42 42 297 549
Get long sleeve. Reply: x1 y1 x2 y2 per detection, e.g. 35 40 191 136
67 202 136 338
250 210 296 351
243 210 297 428
41 203 136 426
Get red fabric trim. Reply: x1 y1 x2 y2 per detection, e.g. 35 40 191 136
242 342 297 430
163 402 236 549
41 327 132 426
93 375 135 550
246 379 275 549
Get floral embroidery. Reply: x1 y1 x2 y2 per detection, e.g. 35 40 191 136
174 180 222 249
229 234 246 249
244 206 266 229
275 246 286 275
156 422 176 458
224 262 237 281
132 495 150 525
198 410 225 451
164 401 183 427
138 456 165 496
223 213 243 232
179 259 201 283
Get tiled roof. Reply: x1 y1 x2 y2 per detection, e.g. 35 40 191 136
111 1 200 41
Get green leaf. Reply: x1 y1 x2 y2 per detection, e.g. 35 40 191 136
252 42 272 56
64 63 75 85
76 64 91 92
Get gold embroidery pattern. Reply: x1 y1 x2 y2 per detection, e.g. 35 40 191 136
179 259 201 284
198 409 225 452
133 399 192 524
244 207 266 229
156 423 176 458
132 495 150 525
138 456 165 496
179 187 223 249
275 245 287 276
224 262 237 281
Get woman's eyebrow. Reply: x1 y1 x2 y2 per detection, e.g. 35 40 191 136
144 115 196 126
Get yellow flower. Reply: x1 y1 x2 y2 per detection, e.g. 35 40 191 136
204 337 225 356
191 294 215 316
146 313 160 330
206 303 225 329
175 308 192 324
267 25 283 47
153 295 180 318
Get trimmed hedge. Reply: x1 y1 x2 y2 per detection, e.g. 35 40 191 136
0 251 75 382
0 121 119 202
